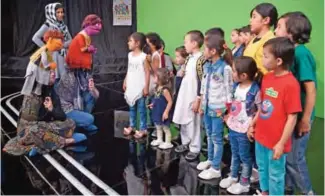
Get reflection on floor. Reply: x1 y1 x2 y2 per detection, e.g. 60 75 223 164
1 78 260 195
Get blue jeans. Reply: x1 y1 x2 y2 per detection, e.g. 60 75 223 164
229 130 252 186
82 90 96 114
255 141 286 195
204 115 224 170
286 131 313 194
66 110 97 132
129 97 147 131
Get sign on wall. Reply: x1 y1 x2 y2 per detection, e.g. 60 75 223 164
113 0 132 26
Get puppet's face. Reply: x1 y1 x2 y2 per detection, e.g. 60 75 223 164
46 38 63 52
84 23 102 36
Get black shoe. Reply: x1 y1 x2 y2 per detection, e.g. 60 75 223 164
174 145 189 153
185 152 199 161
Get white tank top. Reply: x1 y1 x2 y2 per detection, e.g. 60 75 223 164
124 52 147 106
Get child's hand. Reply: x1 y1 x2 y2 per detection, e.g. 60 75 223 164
179 69 185 77
247 126 255 142
143 87 149 97
191 99 200 113
298 117 311 137
199 108 204 116
162 111 169 121
223 114 229 122
273 142 284 160
123 81 126 91
147 103 153 109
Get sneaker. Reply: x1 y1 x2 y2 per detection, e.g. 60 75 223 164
253 190 263 196
151 139 163 146
159 142 173 150
250 168 259 183
151 130 157 138
198 167 221 180
227 182 250 194
174 145 189 153
219 176 238 189
196 160 212 171
185 152 199 161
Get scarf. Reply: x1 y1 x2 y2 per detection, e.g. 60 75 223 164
45 3 69 56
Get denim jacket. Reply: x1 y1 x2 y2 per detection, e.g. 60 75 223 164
200 59 233 117
232 81 260 116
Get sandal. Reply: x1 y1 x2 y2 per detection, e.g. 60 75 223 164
134 130 148 139
123 127 133 135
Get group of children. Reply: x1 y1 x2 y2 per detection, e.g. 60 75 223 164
123 2 317 195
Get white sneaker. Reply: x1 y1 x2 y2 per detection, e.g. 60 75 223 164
196 160 212 171
151 139 163 146
219 176 238 189
159 142 173 149
250 168 259 183
253 190 263 196
227 182 250 194
198 167 221 180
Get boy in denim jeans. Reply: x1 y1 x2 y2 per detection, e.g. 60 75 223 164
248 37 301 195
275 12 317 195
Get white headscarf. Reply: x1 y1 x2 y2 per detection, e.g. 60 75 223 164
45 3 69 43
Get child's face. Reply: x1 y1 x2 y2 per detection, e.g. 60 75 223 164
250 10 268 34
230 30 240 44
239 32 246 45
203 42 215 60
175 51 186 65
128 37 137 50
275 18 291 39
263 46 281 71
184 34 197 54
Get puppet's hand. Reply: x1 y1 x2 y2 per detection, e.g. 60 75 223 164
87 45 97 53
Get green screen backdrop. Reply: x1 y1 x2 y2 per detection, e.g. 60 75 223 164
137 0 324 118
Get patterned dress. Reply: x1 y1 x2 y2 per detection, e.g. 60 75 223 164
3 93 75 156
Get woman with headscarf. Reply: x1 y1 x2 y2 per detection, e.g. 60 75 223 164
32 2 72 80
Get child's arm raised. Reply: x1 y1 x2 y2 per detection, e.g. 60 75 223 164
162 89 173 121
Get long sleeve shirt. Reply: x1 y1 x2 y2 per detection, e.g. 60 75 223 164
200 59 233 117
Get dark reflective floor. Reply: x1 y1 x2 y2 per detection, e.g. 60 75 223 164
1 78 259 195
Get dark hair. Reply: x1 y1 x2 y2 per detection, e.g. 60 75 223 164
130 32 146 50
156 68 170 86
205 27 225 38
205 34 233 65
234 56 263 83
240 25 251 33
161 39 165 49
251 3 278 29
187 30 204 47
175 46 188 59
279 11 312 44
146 32 162 50
263 37 295 69
55 3 64 11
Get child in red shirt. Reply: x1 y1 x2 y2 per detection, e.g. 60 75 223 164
247 37 301 195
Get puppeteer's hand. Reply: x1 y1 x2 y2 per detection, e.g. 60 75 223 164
88 78 95 91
